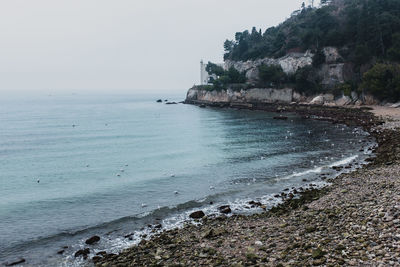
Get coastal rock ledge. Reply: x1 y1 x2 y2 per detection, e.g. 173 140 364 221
185 87 380 107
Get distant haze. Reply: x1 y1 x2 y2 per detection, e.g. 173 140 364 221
0 0 320 95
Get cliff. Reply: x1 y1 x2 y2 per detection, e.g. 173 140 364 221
224 47 346 88
185 86 381 107
186 88 293 105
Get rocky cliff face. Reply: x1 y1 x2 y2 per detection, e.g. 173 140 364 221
224 47 345 87
225 51 313 82
185 87 380 107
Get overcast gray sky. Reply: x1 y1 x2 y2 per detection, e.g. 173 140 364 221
0 0 319 95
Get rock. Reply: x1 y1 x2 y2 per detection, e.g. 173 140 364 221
336 95 352 106
351 91 359 101
310 95 324 105
355 100 363 106
166 102 178 105
96 251 107 256
74 248 90 258
391 102 400 108
273 116 288 120
218 205 232 214
293 91 306 102
312 248 325 259
312 257 327 266
202 227 227 239
92 256 102 262
57 250 65 255
85 235 100 245
363 94 379 105
156 99 162 103
246 253 258 263
255 241 263 246
5 258 26 266
189 210 205 219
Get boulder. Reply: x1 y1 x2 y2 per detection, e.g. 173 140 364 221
351 91 359 101
322 93 334 102
218 205 232 214
391 102 400 108
354 100 363 106
189 210 205 219
310 95 324 105
156 99 162 103
273 116 288 120
85 235 100 245
335 95 352 106
74 248 90 258
165 102 177 105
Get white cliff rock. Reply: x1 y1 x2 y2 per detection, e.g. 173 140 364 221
186 88 293 104
323 47 343 64
310 95 325 105
225 51 314 80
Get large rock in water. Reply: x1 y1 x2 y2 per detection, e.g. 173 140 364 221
74 248 90 258
218 205 232 214
5 258 26 266
85 235 100 245
189 210 205 219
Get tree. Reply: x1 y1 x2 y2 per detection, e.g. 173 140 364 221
353 45 371 66
360 63 400 101
312 48 326 67
224 40 234 54
226 67 246 84
388 33 400 61
205 62 224 76
294 66 320 95
258 64 287 87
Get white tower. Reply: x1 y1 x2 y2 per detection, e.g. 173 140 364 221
200 60 208 85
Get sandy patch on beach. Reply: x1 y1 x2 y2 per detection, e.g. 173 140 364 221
370 106 400 129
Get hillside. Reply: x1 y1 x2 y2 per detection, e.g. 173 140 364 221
204 0 400 102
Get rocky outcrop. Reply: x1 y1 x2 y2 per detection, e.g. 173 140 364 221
224 47 347 88
225 51 313 82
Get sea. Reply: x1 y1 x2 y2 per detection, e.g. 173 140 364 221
0 92 375 266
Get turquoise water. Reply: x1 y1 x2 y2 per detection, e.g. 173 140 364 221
0 93 373 266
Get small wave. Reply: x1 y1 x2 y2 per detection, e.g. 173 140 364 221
290 166 323 177
328 155 358 167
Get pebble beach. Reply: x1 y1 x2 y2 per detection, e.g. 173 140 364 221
94 105 400 266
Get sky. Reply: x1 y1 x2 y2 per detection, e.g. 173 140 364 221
0 0 319 95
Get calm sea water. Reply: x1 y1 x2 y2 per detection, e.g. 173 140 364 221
0 93 374 266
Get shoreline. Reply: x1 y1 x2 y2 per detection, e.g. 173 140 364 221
95 103 400 266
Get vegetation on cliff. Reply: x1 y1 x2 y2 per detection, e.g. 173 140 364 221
224 0 400 63
206 0 400 101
